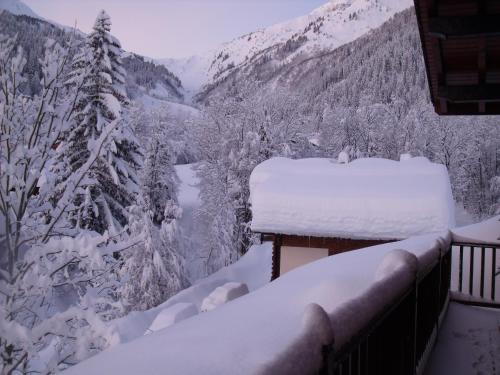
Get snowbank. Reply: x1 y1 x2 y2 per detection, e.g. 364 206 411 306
145 303 198 334
66 232 451 375
201 282 249 312
250 157 455 240
107 242 272 344
452 215 500 245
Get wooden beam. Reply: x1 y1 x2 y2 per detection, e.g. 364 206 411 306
440 105 500 115
479 102 486 113
271 235 282 281
429 15 500 39
438 98 448 114
438 84 500 102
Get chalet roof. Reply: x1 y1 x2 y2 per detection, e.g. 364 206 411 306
249 157 455 240
414 0 500 115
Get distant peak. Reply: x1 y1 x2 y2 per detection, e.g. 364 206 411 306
0 0 38 18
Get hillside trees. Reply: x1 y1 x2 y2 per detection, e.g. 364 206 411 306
196 89 306 273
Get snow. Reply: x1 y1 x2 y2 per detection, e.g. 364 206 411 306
425 302 500 375
159 55 212 101
262 303 333 375
452 215 500 245
250 157 456 240
400 153 412 161
337 151 349 164
201 282 249 312
175 164 201 211
137 94 199 120
175 163 204 281
106 242 272 344
454 203 476 227
145 303 198 334
65 232 451 375
374 249 418 282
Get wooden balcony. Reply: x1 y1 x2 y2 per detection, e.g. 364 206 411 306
414 0 500 115
321 229 499 374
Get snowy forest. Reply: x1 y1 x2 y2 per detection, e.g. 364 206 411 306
1 2 499 374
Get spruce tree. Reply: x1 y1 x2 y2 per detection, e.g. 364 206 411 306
64 10 141 234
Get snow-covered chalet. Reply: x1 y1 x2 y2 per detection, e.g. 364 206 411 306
249 156 456 279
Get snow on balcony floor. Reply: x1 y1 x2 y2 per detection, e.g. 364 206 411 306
425 302 500 375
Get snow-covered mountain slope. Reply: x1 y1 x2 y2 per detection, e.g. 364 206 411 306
0 0 38 18
0 10 187 104
122 53 185 102
160 0 413 93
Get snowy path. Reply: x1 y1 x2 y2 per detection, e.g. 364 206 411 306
175 163 204 282
425 303 500 375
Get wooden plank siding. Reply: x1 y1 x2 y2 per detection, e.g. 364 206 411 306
264 234 394 280
414 0 500 115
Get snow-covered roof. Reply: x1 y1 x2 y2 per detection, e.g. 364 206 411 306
250 157 456 240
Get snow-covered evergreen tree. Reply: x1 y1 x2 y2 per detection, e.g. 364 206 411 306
62 10 141 234
120 119 187 311
0 35 130 374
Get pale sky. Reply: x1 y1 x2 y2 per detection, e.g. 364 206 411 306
23 0 327 59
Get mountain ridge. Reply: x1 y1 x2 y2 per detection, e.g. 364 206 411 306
160 0 413 96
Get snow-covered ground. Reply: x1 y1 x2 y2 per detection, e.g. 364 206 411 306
425 303 500 375
175 163 205 281
106 242 272 345
65 232 449 375
137 94 199 118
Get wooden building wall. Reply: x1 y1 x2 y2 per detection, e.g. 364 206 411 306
264 234 394 280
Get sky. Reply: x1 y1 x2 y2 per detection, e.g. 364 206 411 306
23 0 327 59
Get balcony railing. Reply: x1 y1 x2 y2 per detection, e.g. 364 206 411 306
450 242 499 307
322 237 499 375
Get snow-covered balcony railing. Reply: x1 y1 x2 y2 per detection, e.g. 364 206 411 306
66 234 453 375
449 216 500 308
317 235 451 375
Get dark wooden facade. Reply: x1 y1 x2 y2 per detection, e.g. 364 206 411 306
414 0 500 115
264 234 393 280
